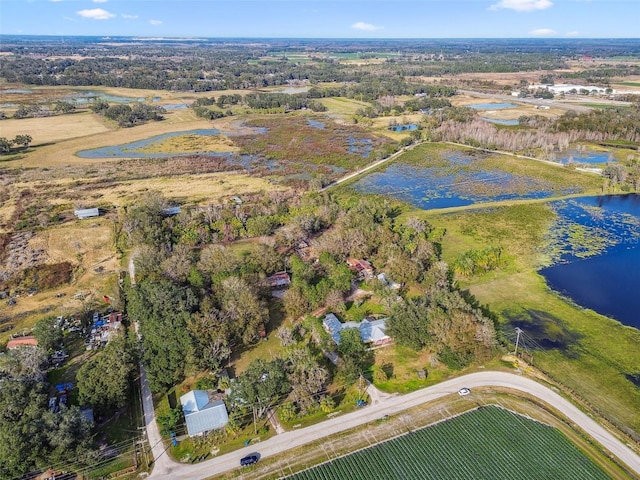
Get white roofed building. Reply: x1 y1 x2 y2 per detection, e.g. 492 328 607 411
180 390 229 436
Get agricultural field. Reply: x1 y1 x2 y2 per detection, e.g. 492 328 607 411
287 406 610 480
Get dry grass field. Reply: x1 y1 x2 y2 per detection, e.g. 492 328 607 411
0 112 114 145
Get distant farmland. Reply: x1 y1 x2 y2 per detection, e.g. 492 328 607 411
286 406 609 480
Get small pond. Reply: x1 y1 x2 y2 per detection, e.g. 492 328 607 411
389 124 418 132
161 104 189 110
539 195 640 329
481 117 520 126
350 152 568 209
77 129 223 158
65 91 145 104
469 103 517 110
555 150 614 164
307 119 326 129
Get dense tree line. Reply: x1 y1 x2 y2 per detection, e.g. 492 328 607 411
90 99 166 127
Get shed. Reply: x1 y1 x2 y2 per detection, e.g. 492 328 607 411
180 390 229 436
74 208 100 219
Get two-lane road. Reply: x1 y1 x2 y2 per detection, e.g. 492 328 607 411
144 371 640 479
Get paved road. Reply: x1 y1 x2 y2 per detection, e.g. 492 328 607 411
140 364 175 477
143 371 640 479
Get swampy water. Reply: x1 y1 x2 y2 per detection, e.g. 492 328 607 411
350 152 570 209
540 195 640 329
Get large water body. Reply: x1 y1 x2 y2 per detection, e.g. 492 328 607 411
539 195 640 329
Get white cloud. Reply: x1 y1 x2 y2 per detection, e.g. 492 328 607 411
49 0 64 2
490 0 553 12
122 14 139 19
149 19 163 26
76 8 116 20
565 30 579 37
530 28 556 36
352 22 382 32
93 0 108 3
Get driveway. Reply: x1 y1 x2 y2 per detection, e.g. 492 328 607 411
143 371 640 479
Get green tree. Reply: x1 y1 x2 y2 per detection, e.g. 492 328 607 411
13 134 32 148
0 137 12 154
336 328 372 383
32 316 63 353
77 333 134 414
388 297 432 351
128 278 197 392
230 358 290 431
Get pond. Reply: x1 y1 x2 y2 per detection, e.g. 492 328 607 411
77 129 223 158
161 104 189 110
468 103 517 110
389 124 418 132
307 119 326 129
65 91 145 104
349 152 569 209
555 150 614 164
539 195 640 329
481 117 520 126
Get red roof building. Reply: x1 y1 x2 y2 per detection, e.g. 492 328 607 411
7 336 39 349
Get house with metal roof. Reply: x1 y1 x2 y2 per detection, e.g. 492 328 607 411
180 390 229 436
322 314 391 347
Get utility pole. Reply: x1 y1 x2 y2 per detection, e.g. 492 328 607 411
514 327 523 357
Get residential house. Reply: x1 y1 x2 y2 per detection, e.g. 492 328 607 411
180 390 229 437
346 258 374 280
322 313 391 347
264 271 291 288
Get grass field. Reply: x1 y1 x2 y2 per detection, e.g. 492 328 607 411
286 406 609 480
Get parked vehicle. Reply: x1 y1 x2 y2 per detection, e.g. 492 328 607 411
458 387 471 396
240 454 259 466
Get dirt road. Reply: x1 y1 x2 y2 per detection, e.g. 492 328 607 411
144 371 640 479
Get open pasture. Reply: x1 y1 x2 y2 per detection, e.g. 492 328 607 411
0 112 113 145
287 406 609 480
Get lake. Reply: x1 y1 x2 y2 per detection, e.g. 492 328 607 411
540 195 640 329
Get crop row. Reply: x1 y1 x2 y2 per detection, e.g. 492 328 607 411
286 406 609 480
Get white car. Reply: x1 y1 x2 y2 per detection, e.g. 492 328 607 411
458 387 471 396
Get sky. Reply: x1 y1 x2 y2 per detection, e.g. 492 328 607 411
1 0 638 39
